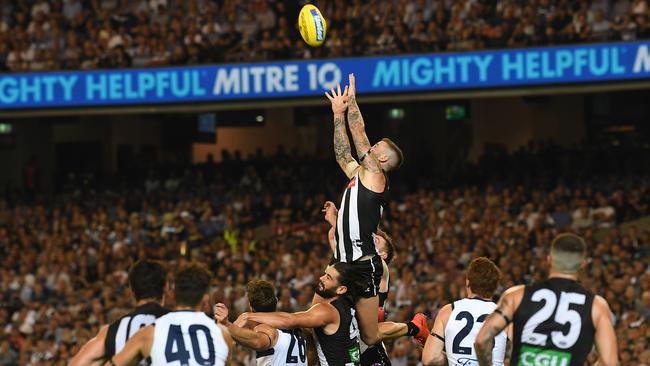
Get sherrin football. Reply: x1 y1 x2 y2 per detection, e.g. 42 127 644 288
298 4 327 47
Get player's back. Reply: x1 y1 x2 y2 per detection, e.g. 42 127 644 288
255 329 307 366
444 298 506 366
511 278 595 366
150 311 229 366
105 302 169 363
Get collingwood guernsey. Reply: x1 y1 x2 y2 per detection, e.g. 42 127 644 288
335 172 388 263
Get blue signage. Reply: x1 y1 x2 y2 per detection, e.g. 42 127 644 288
1 41 650 109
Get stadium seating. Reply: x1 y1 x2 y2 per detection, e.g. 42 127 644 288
1 141 649 364
1 0 650 71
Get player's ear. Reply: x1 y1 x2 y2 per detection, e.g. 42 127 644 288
336 285 348 295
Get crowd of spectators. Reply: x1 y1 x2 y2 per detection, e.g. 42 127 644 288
0 142 650 365
1 0 650 72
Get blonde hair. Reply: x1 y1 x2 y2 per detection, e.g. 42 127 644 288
551 233 586 273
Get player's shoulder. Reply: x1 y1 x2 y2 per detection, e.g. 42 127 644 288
502 284 526 297
592 294 611 312
435 303 453 324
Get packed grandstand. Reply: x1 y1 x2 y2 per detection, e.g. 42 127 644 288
0 140 649 364
1 0 650 71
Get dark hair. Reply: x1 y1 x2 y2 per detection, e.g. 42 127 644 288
174 263 212 307
376 229 396 264
381 137 404 170
331 262 364 299
467 257 501 298
551 233 586 272
129 260 167 302
247 279 277 313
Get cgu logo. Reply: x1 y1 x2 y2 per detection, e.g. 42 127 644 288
519 351 571 366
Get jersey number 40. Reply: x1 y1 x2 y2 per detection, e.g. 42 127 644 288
165 325 215 365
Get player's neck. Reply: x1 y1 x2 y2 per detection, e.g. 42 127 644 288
135 298 161 306
315 295 339 305
174 305 195 311
466 290 491 301
548 271 578 281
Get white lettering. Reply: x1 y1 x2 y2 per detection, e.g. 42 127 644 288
633 45 650 73
213 68 240 95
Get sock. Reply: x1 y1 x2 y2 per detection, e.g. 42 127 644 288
406 321 419 336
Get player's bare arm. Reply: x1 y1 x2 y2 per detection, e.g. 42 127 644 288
245 302 339 334
214 303 278 351
69 325 108 366
475 286 523 366
107 325 154 366
326 83 359 179
422 304 451 366
346 73 384 180
592 295 619 366
218 323 235 366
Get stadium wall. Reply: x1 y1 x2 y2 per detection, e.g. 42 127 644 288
469 95 585 160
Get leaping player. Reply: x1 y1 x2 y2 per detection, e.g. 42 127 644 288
325 74 427 350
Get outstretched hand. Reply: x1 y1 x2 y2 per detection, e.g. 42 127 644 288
214 303 231 325
322 201 338 226
325 83 348 115
348 73 356 99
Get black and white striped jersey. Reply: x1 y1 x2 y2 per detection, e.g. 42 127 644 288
104 302 169 364
335 172 388 263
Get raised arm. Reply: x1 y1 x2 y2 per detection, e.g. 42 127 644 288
475 286 522 366
592 295 619 366
322 201 338 253
326 84 359 179
346 73 382 174
215 303 279 351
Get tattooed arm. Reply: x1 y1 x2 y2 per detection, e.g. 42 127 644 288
475 285 523 366
346 73 382 174
326 84 359 179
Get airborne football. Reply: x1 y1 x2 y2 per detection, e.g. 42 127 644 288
298 4 327 47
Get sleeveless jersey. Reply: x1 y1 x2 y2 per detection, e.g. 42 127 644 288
150 311 229 366
511 278 595 366
105 302 169 363
314 297 361 366
335 172 388 262
444 298 507 366
255 329 307 366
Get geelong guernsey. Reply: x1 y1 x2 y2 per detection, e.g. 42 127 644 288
255 329 307 366
150 311 229 366
335 172 388 262
444 298 506 365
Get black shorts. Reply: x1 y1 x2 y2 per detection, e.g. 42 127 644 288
361 344 392 366
352 255 383 299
